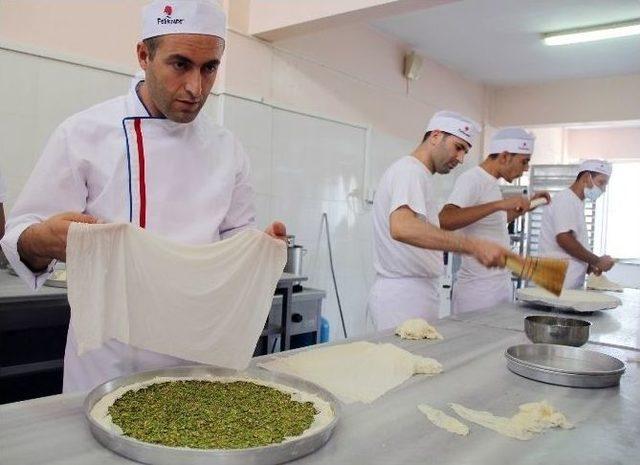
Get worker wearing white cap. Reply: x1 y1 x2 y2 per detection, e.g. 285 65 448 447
439 127 550 314
1 0 287 392
538 159 614 289
367 111 511 330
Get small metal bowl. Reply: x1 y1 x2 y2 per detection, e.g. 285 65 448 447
524 315 591 347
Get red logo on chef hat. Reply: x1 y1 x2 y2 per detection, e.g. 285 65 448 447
163 5 173 17
459 125 471 138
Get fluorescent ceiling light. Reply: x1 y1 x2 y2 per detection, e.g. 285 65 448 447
543 19 640 46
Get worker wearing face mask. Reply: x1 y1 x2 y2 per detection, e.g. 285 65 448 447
538 159 614 289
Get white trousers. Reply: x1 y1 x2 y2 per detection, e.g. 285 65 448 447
452 274 513 315
367 276 440 331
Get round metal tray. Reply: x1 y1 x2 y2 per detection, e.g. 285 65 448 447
516 288 621 313
505 344 625 388
84 365 341 465
506 358 623 388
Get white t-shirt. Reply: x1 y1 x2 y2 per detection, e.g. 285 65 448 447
446 166 510 282
538 188 588 288
372 156 443 279
0 169 7 203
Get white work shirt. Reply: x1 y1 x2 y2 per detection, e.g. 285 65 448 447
0 77 256 392
0 168 7 203
368 156 443 330
1 78 255 288
446 166 512 313
372 156 443 279
447 166 510 281
538 188 588 288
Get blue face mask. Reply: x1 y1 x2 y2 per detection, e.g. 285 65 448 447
584 174 603 202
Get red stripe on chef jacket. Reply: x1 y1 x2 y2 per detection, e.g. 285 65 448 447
133 118 147 228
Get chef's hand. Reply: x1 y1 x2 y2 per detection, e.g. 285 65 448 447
531 191 551 206
501 196 530 214
587 264 601 276
596 255 615 273
469 238 509 268
17 212 98 270
265 221 287 242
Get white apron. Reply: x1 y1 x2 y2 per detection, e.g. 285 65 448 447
367 276 440 331
452 273 512 314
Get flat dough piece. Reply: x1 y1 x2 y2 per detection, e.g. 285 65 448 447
586 274 624 292
449 401 573 441
517 287 621 312
259 341 442 404
67 224 286 370
418 404 469 436
395 318 443 340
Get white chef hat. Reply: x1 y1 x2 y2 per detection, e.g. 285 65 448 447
141 0 226 41
426 111 481 147
578 159 612 177
488 127 535 155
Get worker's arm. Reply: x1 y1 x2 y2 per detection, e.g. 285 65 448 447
390 206 508 267
556 231 614 273
507 191 552 223
440 196 531 230
439 201 503 230
17 212 97 271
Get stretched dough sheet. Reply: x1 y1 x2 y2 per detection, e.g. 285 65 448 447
67 224 286 370
418 404 469 436
517 287 621 312
259 341 442 404
449 401 573 441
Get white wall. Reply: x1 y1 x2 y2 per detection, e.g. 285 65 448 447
0 47 132 209
222 94 372 339
490 74 640 127
566 127 640 161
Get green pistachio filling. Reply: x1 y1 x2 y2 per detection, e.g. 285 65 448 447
108 380 317 449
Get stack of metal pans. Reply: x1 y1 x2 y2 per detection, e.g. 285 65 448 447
505 344 625 388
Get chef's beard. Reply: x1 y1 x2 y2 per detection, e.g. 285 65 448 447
145 74 208 124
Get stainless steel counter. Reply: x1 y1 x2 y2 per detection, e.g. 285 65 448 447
0 270 67 303
1 318 638 465
450 288 640 352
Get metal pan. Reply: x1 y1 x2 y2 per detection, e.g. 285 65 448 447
84 365 340 465
505 344 625 376
506 357 623 388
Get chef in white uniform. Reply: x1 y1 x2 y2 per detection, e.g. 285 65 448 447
367 111 511 330
538 159 614 289
0 0 286 392
440 128 549 314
